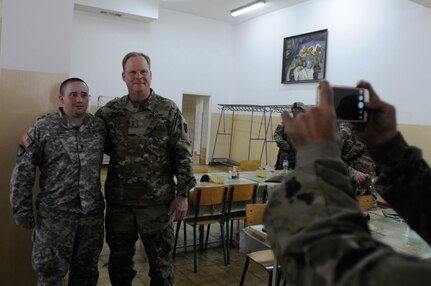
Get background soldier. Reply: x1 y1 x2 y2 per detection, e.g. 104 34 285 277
264 80 431 286
274 102 306 170
338 121 378 205
10 78 106 286
96 52 196 286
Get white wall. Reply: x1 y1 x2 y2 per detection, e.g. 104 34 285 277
70 8 235 109
0 0 74 73
233 0 431 125
71 0 431 125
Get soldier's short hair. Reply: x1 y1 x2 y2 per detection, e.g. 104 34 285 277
122 52 151 71
59 78 88 96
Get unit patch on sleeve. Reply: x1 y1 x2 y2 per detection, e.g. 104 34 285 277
17 144 26 157
21 132 33 148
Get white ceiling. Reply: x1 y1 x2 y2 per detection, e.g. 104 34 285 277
158 0 309 25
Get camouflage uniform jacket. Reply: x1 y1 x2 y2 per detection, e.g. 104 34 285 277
338 122 376 178
10 109 106 226
274 123 296 170
264 141 431 285
95 89 196 206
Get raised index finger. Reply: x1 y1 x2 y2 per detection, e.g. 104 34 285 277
318 80 334 113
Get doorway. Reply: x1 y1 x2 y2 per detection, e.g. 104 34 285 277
181 94 210 165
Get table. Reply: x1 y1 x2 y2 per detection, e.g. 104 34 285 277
194 171 283 203
193 172 275 204
368 209 431 259
240 214 431 258
239 209 431 286
239 224 269 253
194 172 258 187
239 224 278 286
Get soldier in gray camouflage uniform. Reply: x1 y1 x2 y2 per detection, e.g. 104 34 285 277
264 80 431 286
274 102 306 170
10 78 106 286
96 52 196 286
338 121 378 203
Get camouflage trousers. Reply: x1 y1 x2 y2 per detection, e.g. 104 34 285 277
106 203 175 286
32 208 104 286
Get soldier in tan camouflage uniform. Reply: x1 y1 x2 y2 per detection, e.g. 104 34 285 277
10 78 106 286
96 52 196 286
274 102 306 170
338 121 378 203
264 80 431 286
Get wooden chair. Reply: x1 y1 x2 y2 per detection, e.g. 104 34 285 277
226 183 257 245
193 166 209 174
238 159 261 171
173 185 229 273
240 203 279 286
245 203 267 226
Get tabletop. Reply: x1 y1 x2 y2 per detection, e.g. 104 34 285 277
240 209 431 260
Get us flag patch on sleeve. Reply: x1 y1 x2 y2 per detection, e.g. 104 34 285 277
21 132 33 148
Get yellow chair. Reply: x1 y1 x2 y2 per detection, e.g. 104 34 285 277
193 166 209 174
246 203 267 226
238 159 261 171
239 203 278 286
226 183 257 245
173 185 229 273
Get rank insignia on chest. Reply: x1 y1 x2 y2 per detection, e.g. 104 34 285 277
21 132 33 148
151 111 162 118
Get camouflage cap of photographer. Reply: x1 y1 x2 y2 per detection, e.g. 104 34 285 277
292 102 306 112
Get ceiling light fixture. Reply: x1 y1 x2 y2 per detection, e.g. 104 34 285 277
230 0 266 17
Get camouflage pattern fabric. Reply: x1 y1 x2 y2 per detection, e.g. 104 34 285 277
33 208 104 286
10 108 106 285
274 123 296 170
264 141 431 286
106 204 175 286
95 89 196 206
338 122 378 199
95 89 196 286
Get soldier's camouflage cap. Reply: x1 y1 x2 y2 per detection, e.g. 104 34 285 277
292 102 306 112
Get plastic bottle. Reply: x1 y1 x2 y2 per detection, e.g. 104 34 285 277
282 156 289 173
232 167 238 179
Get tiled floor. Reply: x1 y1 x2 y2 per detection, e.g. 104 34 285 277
94 164 270 285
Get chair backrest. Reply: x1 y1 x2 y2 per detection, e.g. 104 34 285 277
193 167 209 174
239 160 261 171
230 183 257 203
191 185 229 221
227 184 257 216
246 203 267 226
193 186 228 206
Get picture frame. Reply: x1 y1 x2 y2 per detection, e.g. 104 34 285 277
281 29 328 84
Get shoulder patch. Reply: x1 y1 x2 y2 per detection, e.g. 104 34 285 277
17 144 26 157
16 144 25 157
21 132 33 148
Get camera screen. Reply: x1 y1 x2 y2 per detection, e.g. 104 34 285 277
333 87 367 121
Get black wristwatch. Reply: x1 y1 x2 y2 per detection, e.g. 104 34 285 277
180 192 189 198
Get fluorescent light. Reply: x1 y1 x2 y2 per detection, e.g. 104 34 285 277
230 0 266 17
